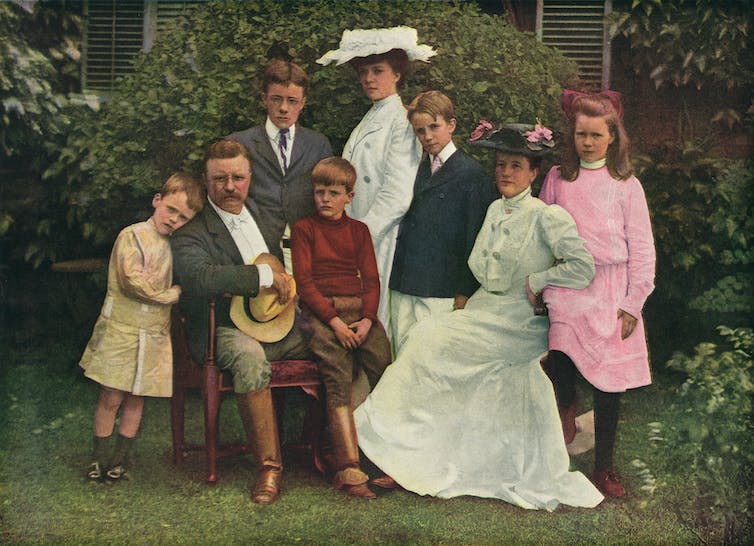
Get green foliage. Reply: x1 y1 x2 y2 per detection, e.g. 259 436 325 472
642 326 753 543
609 0 754 91
0 2 72 157
638 143 754 314
52 0 577 247
0 0 85 267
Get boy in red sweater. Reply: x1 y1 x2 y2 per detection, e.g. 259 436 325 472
291 157 391 499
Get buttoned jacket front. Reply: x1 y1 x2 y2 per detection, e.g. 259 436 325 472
390 150 496 298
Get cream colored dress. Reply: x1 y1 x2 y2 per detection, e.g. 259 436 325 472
79 219 180 397
355 189 603 510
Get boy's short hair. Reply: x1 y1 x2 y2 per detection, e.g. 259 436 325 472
203 139 251 170
407 90 455 123
160 171 205 212
263 59 310 95
311 157 357 193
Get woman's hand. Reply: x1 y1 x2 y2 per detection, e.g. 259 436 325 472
348 318 373 347
453 295 469 310
329 316 360 350
617 309 638 340
526 277 547 315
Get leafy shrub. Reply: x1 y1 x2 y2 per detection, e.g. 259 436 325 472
609 0 754 91
637 143 754 315
50 0 577 247
0 1 84 267
641 326 753 543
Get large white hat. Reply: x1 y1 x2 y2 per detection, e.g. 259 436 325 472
317 26 437 66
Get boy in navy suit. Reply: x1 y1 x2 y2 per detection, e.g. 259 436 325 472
389 91 497 353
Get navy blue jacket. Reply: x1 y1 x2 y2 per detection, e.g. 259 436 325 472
389 150 496 298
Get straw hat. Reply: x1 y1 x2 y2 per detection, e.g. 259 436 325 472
229 253 296 343
316 26 437 66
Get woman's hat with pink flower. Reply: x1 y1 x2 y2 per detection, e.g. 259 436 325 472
469 119 556 157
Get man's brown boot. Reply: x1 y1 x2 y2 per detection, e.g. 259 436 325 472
238 387 283 504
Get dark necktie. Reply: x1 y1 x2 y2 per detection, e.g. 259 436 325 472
279 128 289 172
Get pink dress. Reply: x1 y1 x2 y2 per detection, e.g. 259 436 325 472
539 166 655 392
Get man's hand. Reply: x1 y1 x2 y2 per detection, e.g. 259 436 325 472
617 309 638 340
271 271 293 304
329 316 360 350
348 318 373 346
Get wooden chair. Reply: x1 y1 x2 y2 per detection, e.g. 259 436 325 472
170 300 324 483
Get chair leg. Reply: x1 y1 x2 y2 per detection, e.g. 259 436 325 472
171 385 186 465
203 365 221 484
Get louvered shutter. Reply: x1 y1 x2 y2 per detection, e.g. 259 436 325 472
537 0 612 90
82 0 207 93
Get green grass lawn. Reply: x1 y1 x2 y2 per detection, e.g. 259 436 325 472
0 331 709 545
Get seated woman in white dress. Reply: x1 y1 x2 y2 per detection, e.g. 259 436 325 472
353 121 604 510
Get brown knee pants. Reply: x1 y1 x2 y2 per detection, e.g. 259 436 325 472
300 297 392 408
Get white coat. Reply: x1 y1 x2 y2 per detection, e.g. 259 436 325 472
343 93 422 333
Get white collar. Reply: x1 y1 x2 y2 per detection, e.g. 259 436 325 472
208 196 251 227
265 117 296 142
580 157 607 170
501 187 532 211
432 140 457 165
371 93 400 110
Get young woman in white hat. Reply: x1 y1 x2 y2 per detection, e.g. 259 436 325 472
318 26 435 341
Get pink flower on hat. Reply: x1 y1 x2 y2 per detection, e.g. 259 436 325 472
469 120 493 141
525 123 553 144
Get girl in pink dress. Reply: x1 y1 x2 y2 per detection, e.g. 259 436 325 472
539 90 656 497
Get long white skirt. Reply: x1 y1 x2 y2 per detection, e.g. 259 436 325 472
354 289 603 510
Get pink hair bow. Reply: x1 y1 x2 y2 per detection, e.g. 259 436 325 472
561 89 624 119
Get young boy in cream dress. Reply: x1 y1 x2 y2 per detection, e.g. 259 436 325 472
80 173 204 482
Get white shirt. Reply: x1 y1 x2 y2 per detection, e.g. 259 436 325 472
265 117 295 173
207 197 273 288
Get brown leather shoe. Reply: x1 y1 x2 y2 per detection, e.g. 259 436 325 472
592 467 626 497
559 403 577 445
333 467 376 499
370 474 401 490
252 466 282 504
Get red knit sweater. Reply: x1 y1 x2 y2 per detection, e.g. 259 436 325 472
291 213 380 324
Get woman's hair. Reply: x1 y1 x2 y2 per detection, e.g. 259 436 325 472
559 94 632 181
349 48 411 89
160 172 205 213
311 157 357 193
262 59 310 95
407 90 455 123
526 155 544 171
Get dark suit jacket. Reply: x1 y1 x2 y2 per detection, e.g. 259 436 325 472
389 150 497 298
171 203 267 362
227 124 332 262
